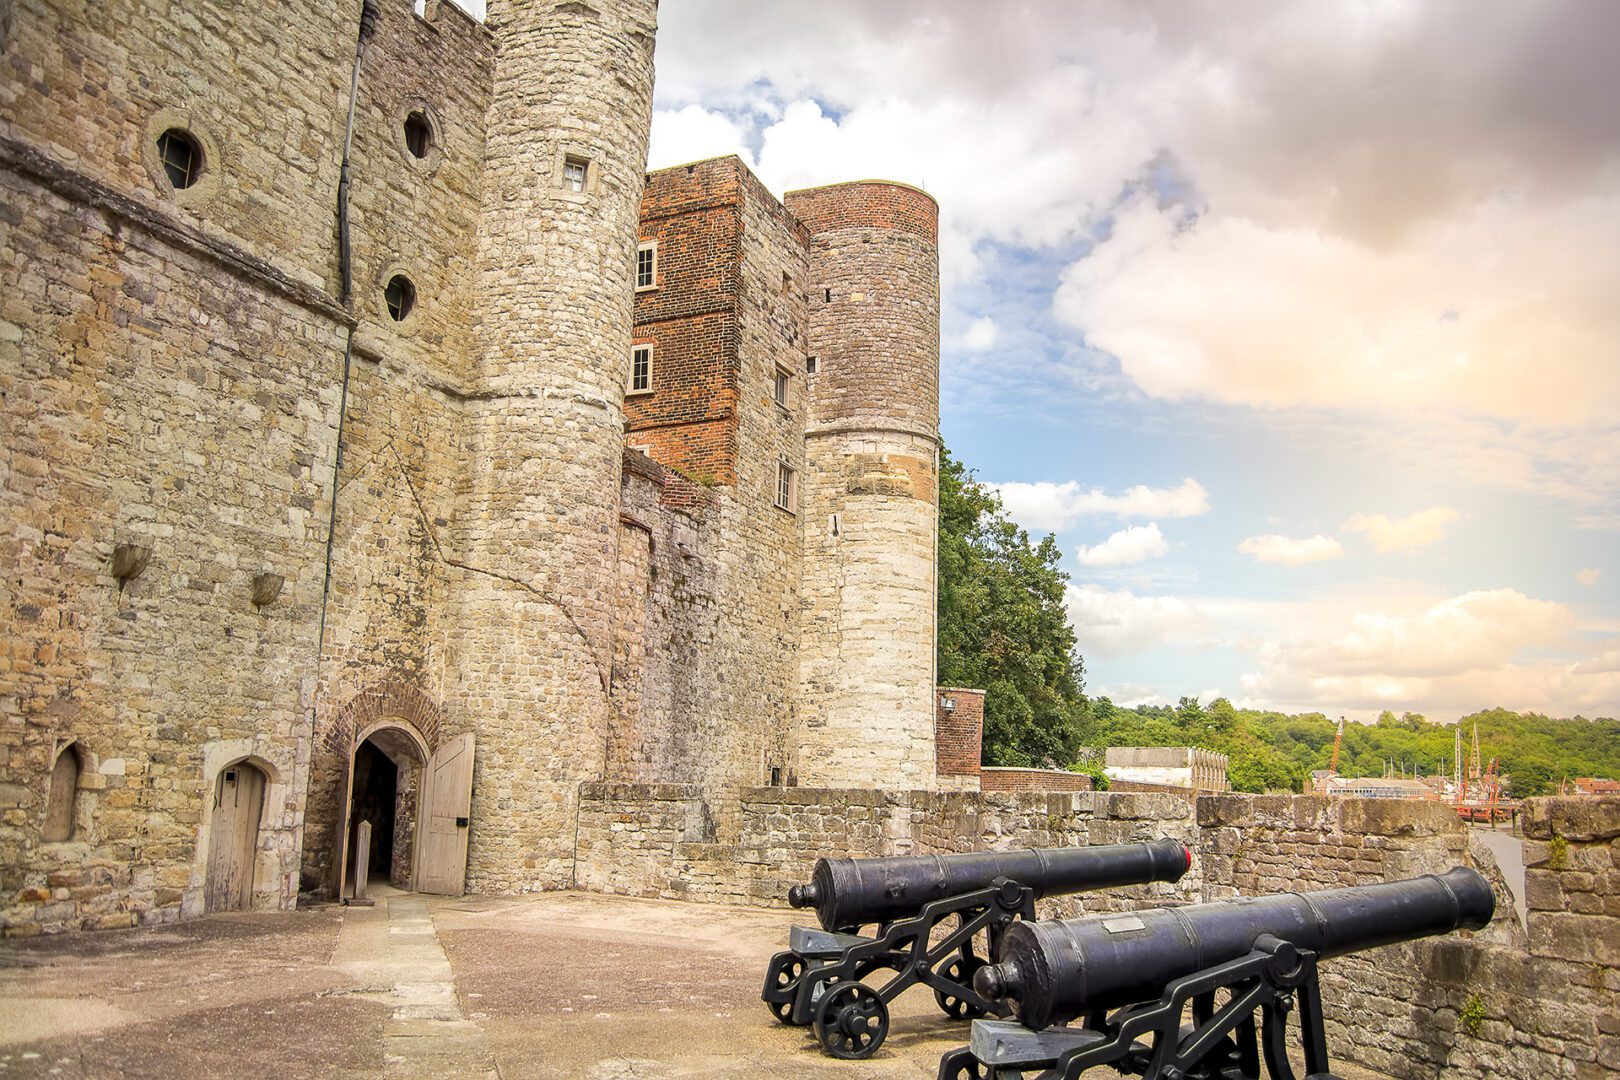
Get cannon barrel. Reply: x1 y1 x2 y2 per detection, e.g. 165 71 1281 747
786 838 1190 931
974 867 1495 1030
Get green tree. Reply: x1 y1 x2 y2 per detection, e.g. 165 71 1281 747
936 445 1089 767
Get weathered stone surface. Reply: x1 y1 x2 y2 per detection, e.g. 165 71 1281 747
1522 796 1620 842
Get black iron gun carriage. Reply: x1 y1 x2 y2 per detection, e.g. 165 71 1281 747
937 867 1496 1080
763 839 1191 1059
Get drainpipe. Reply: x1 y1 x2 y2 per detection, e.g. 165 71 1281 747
337 0 378 305
318 0 378 903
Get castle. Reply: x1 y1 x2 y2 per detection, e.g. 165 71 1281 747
0 0 959 931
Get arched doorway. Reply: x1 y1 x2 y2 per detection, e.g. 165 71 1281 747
204 761 267 912
334 716 475 901
340 723 426 899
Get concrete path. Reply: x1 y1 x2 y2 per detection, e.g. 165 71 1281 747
1471 828 1528 925
330 889 499 1079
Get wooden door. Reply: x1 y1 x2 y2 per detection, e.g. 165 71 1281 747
414 733 474 896
204 763 265 912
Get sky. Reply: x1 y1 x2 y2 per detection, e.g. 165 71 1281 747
466 1 1620 723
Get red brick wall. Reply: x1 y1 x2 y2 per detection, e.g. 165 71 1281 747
980 767 1094 793
783 180 939 242
629 157 746 484
935 688 984 777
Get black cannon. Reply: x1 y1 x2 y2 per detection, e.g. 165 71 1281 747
762 839 1191 1059
938 867 1495 1080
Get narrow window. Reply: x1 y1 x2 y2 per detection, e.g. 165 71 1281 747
776 460 796 512
806 356 818 374
384 275 416 321
823 288 831 303
770 766 782 786
629 344 652 394
635 241 657 291
43 745 80 842
781 271 792 295
403 111 433 158
155 128 203 189
773 367 790 407
563 155 589 192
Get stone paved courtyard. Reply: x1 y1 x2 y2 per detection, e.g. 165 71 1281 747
0 891 1394 1079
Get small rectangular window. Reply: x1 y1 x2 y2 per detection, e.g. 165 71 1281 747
806 356 818 374
635 241 657 291
776 460 797 512
563 155 589 192
629 344 652 394
773 367 790 407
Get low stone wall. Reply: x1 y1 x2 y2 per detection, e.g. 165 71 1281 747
979 767 1093 793
575 783 1197 916
1108 778 1197 798
574 785 1619 1079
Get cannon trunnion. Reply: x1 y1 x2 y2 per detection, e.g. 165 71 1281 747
938 867 1496 1080
762 840 1191 1059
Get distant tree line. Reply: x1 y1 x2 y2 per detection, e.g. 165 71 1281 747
936 444 1620 795
1084 700 1620 797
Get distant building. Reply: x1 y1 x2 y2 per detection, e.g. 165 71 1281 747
1569 777 1620 796
1317 776 1439 800
1105 747 1229 792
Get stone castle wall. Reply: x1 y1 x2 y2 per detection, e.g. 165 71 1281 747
1 0 674 924
787 182 942 790
298 0 495 899
608 451 721 791
450 0 658 893
1 0 492 930
617 158 811 836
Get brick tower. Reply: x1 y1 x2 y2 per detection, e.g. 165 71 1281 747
453 0 659 889
784 182 941 789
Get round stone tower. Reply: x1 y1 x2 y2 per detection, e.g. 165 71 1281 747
454 0 658 889
783 181 941 790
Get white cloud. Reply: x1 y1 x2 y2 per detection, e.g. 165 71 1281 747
648 105 752 170
1076 523 1168 567
1272 589 1572 679
1055 195 1620 428
1576 568 1602 587
1343 507 1461 553
960 316 998 351
992 478 1209 533
1093 683 1174 710
1233 588 1620 717
1064 584 1212 658
1237 534 1344 566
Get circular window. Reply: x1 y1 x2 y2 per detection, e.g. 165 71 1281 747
403 112 433 159
384 275 416 322
155 128 203 189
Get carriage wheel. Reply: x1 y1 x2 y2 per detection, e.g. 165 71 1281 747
814 982 890 1060
934 956 990 1020
764 953 807 1024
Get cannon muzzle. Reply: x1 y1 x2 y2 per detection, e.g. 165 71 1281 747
979 866 1495 1029
791 838 1191 931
